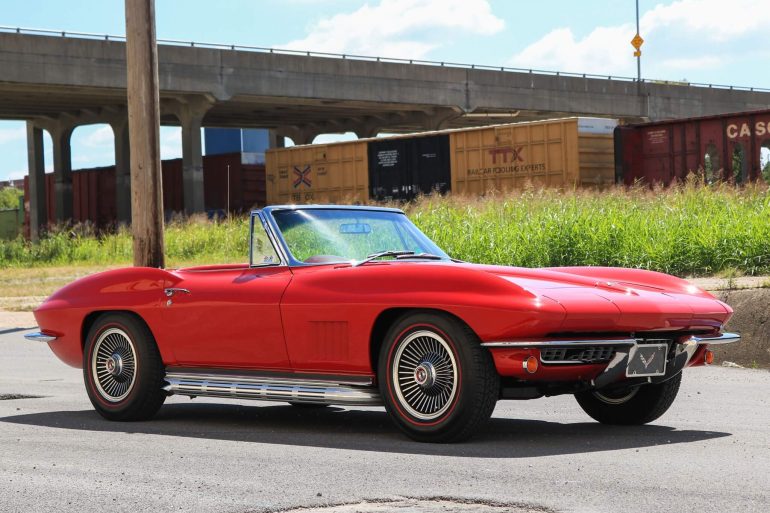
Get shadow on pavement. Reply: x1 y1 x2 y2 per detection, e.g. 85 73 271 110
0 401 731 458
0 327 36 335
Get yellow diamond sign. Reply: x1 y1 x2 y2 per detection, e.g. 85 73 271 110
631 34 644 50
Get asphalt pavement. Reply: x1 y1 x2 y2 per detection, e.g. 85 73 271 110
0 328 768 513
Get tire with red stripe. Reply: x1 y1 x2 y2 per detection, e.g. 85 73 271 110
377 312 499 443
83 313 166 421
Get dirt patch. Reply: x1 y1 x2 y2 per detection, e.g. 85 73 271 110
714 288 770 368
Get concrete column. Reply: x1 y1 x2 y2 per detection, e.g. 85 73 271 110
420 107 462 131
181 114 205 214
51 125 74 222
280 126 320 146
354 125 380 139
164 96 213 215
111 118 131 224
26 122 47 242
268 129 285 149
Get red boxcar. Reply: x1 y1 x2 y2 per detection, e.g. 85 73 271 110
616 109 770 185
23 152 266 236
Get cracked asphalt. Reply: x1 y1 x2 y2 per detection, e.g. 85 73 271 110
0 328 768 513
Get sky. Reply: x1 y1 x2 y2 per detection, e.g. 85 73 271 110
2 0 770 181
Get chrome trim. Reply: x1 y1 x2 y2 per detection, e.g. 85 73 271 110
164 287 190 297
591 337 697 389
92 327 138 403
694 332 741 345
24 332 57 343
163 371 382 406
481 339 637 348
538 345 617 365
249 211 288 268
391 329 458 421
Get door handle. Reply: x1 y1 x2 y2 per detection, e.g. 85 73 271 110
164 288 191 297
164 288 191 306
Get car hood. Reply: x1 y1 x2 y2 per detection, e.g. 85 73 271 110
462 263 732 333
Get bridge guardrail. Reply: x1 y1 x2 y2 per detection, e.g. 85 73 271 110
1 25 768 93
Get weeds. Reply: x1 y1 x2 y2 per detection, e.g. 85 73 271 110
1 183 769 277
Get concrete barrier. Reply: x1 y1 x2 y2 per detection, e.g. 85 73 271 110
713 288 770 368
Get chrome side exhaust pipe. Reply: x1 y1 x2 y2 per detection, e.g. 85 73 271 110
163 371 382 406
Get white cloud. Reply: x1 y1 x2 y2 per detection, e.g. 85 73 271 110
510 0 768 77
661 56 722 71
283 0 504 59
0 126 25 145
160 127 182 160
641 0 770 42
312 132 358 144
510 24 635 76
79 125 114 148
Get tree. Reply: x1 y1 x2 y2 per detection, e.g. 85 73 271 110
0 187 23 210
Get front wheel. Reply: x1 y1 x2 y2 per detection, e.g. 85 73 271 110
83 313 166 421
378 312 499 443
574 373 682 425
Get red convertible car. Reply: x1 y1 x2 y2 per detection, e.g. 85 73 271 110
28 205 739 442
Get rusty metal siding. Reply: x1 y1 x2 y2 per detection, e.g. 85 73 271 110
201 152 266 212
23 153 266 237
618 108 770 184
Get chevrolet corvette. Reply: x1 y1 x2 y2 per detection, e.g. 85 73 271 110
27 205 739 442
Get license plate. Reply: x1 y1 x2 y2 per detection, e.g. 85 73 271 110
626 343 667 377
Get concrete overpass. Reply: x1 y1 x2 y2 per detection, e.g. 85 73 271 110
2 28 769 234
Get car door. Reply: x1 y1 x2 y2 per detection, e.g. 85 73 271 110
155 215 293 371
157 265 293 370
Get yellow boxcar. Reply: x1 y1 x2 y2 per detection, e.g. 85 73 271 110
265 117 617 204
450 118 616 194
265 140 369 205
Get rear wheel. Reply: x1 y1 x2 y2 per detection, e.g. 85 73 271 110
378 312 499 443
575 373 682 425
83 313 166 421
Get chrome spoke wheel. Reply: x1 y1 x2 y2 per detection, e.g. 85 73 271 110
392 330 458 421
91 328 137 402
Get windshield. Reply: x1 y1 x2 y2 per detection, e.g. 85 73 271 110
270 208 449 264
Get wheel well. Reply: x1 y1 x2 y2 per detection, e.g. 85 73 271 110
368 307 474 374
81 310 153 349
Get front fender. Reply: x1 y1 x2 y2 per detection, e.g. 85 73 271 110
33 267 174 368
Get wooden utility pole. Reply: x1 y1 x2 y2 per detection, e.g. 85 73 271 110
125 0 165 267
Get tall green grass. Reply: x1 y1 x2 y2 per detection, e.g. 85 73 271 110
409 183 770 276
1 183 769 276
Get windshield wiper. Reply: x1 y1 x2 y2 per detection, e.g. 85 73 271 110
353 250 447 267
395 253 444 261
353 250 415 267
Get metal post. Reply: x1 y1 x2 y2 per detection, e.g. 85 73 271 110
226 164 230 217
125 0 164 268
636 0 641 83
